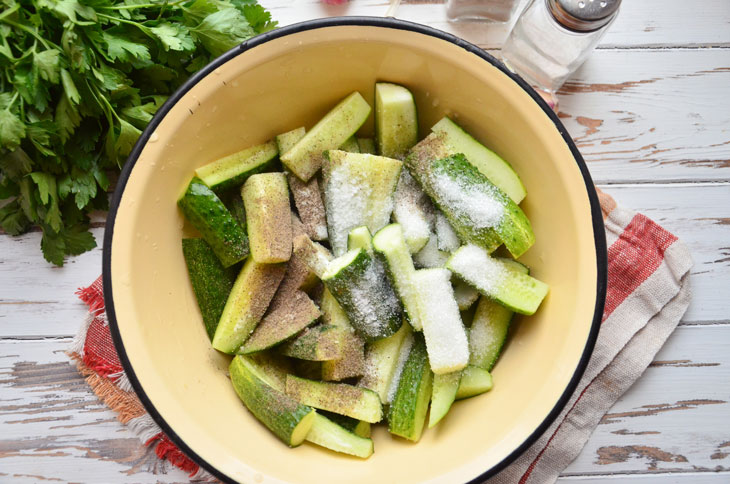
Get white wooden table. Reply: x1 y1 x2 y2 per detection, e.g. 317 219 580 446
2 1 729 482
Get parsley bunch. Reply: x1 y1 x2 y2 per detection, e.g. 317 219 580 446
0 0 276 265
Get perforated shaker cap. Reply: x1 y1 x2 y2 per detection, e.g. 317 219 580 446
547 0 621 32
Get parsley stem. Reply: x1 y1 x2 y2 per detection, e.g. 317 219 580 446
101 1 185 11
4 91 19 111
96 13 153 37
0 19 60 50
0 4 20 21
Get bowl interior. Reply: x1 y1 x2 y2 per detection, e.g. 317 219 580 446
108 22 601 484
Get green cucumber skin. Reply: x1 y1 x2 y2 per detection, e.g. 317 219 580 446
431 117 526 204
229 356 315 447
469 296 514 371
281 92 372 182
372 224 422 330
278 325 348 361
222 191 247 231
207 157 277 193
319 410 370 437
430 154 534 258
429 371 460 428
285 375 383 423
196 142 279 193
178 177 249 267
388 335 433 442
181 238 237 340
323 249 403 342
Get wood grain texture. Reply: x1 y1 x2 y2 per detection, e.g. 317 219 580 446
558 50 730 184
259 0 730 48
0 340 192 484
1 2 729 482
2 184 727 338
564 325 730 475
1 327 728 482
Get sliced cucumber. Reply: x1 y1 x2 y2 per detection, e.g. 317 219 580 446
286 375 383 423
431 116 526 203
375 82 418 159
357 137 376 154
293 234 332 279
455 365 493 400
223 191 246 230
181 238 236 340
212 258 287 354
359 321 412 403
413 268 469 375
195 141 278 192
372 224 423 331
322 249 403 342
242 173 292 263
469 296 513 371
305 413 374 458
447 245 548 315
468 259 527 370
429 371 461 428
392 170 435 254
413 234 449 269
340 136 360 153
499 257 531 275
275 127 306 154
319 411 371 438
322 150 402 255
279 325 349 361
293 359 322 381
281 92 371 181
320 288 366 381
246 351 293 391
385 328 416 405
388 335 433 442
416 152 534 257
434 211 460 252
347 226 373 253
178 177 248 267
229 355 316 446
239 291 321 354
453 278 479 311
278 127 328 242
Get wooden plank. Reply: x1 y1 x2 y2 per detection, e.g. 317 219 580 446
259 0 730 48
558 49 730 184
1 183 726 338
563 325 730 475
0 228 103 338
559 473 730 483
605 183 730 324
1 326 727 481
0 339 191 484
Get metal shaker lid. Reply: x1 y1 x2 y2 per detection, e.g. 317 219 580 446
547 0 621 32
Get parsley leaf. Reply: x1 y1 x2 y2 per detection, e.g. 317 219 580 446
0 0 276 264
192 8 255 57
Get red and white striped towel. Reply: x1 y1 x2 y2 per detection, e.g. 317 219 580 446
69 189 692 483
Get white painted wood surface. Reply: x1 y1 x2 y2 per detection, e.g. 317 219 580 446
1 1 728 482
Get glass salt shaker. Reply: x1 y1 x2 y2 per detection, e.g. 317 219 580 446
502 0 621 93
446 0 522 23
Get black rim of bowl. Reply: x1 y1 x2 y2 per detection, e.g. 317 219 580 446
103 16 607 484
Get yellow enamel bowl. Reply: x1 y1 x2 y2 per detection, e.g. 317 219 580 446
104 17 606 484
